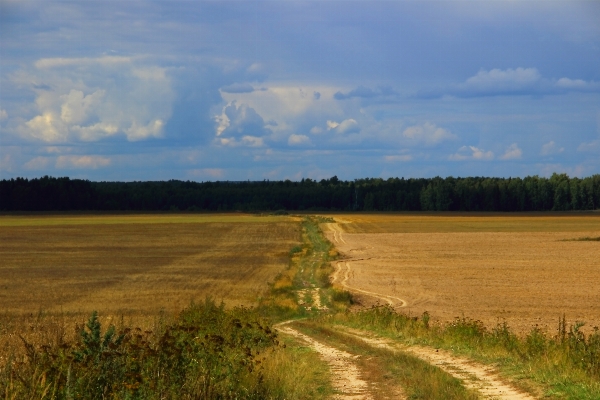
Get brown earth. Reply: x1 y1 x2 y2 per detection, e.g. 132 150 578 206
323 214 600 333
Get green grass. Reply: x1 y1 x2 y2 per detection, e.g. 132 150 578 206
292 321 479 400
316 306 600 399
259 216 351 320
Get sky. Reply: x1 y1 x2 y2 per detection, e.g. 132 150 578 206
1 1 599 181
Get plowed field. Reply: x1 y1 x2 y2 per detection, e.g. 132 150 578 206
323 213 600 333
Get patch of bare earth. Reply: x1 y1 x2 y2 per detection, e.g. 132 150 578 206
336 326 536 400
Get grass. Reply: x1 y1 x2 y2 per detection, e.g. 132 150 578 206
316 306 600 399
292 321 479 400
258 216 351 320
0 299 332 399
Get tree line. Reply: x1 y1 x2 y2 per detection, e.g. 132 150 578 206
1 174 599 212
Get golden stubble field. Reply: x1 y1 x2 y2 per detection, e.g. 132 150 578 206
322 213 600 333
0 214 301 316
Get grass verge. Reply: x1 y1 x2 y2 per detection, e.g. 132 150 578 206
292 320 479 400
315 306 600 399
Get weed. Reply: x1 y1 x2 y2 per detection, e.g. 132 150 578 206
331 289 354 306
3 299 288 399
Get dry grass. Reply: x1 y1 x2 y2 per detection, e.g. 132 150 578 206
0 213 301 364
0 214 300 315
0 212 298 227
321 213 600 333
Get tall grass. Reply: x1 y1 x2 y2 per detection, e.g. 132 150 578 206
0 299 330 399
321 305 600 398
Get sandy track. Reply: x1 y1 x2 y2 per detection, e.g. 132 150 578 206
337 326 536 400
276 322 374 399
326 225 407 308
327 223 347 244
333 260 407 308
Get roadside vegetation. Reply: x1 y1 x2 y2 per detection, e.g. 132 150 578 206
292 321 480 400
312 306 600 399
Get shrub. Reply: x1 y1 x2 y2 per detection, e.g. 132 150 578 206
4 299 281 399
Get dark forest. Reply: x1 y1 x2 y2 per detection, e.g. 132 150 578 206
1 174 599 212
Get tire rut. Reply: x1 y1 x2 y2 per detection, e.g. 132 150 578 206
336 326 536 400
276 322 376 400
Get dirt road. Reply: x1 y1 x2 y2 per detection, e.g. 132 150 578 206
276 322 377 400
337 326 536 400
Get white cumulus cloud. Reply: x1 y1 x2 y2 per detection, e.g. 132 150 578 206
466 67 541 89
288 134 311 146
214 101 271 146
500 143 522 160
17 56 174 143
55 155 111 169
327 118 359 134
578 140 600 153
23 156 51 170
310 126 323 135
402 122 456 146
540 141 564 156
450 146 494 161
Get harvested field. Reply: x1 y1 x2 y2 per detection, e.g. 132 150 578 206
0 214 301 315
322 213 600 333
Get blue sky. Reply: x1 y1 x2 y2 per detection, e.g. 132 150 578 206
1 1 599 181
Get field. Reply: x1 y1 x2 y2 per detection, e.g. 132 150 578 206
0 213 301 315
2 212 600 398
322 213 600 333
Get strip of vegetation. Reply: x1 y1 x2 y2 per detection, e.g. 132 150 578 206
293 321 479 400
316 306 600 399
259 216 352 320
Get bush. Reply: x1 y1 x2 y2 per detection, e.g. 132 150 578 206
4 299 281 399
